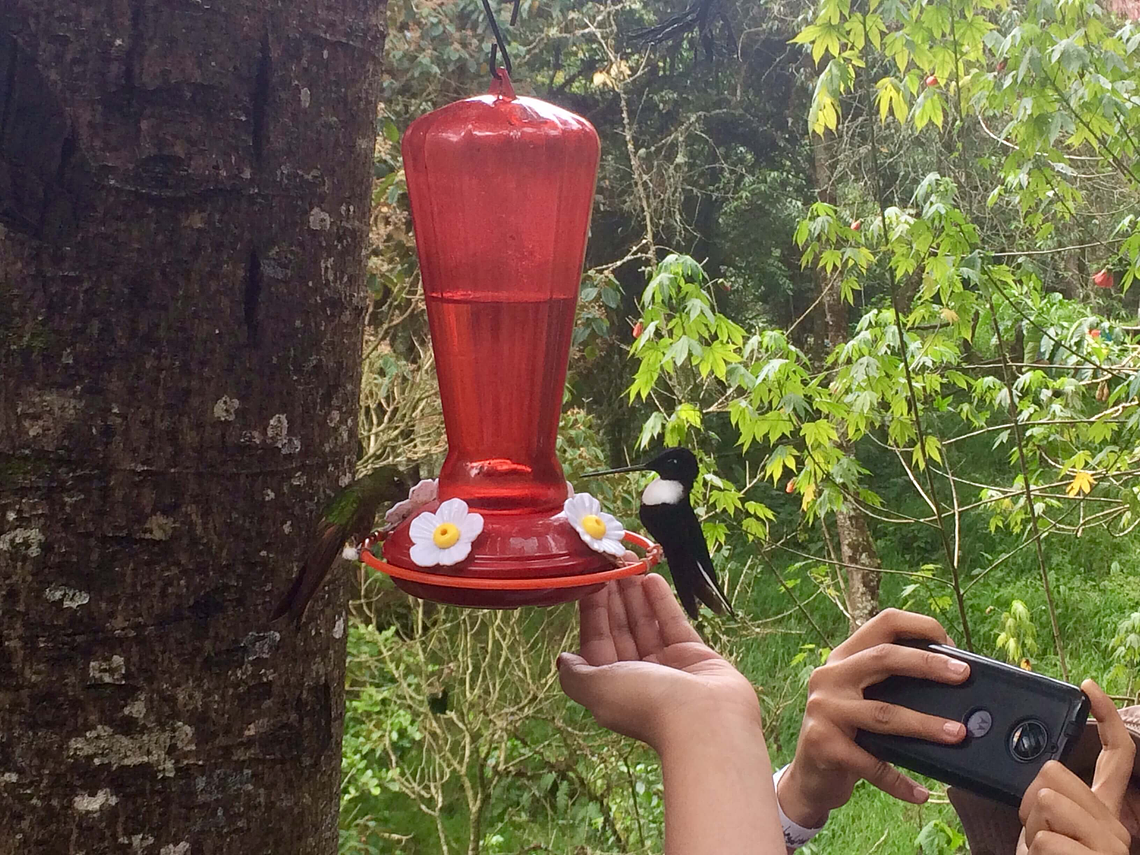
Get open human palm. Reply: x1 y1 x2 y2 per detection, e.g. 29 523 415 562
557 573 758 750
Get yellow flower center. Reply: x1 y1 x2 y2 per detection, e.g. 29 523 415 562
581 514 607 539
432 522 460 548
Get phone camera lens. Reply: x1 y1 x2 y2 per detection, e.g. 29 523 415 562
1009 719 1049 762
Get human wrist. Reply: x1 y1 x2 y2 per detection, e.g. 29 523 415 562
653 690 763 756
654 695 785 855
776 760 832 830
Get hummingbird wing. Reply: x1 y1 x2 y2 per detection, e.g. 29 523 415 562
639 502 735 620
678 505 735 617
270 468 407 629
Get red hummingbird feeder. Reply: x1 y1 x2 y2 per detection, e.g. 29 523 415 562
361 70 659 607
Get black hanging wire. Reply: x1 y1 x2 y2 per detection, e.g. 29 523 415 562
481 0 522 78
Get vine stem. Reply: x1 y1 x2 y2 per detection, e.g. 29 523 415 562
985 292 1069 680
858 9 974 650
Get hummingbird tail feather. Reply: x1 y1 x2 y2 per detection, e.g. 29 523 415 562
695 559 736 618
269 523 346 628
269 576 304 623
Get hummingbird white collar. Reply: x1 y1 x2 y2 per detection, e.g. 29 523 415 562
641 478 684 506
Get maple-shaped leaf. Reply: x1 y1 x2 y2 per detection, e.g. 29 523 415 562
1066 470 1096 497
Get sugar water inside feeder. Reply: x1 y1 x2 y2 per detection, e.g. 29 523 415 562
428 290 576 512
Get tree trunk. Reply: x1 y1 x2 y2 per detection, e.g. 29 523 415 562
0 1 385 851
834 504 882 629
811 132 883 632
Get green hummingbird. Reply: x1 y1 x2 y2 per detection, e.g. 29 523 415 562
271 465 410 628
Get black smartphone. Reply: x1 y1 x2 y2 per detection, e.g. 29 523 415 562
853 640 1090 806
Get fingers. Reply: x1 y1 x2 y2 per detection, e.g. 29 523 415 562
1023 787 1129 855
847 742 930 804
643 573 701 646
1085 679 1137 817
605 582 641 661
578 585 618 665
832 642 970 688
830 608 952 662
826 697 966 743
1025 830 1096 855
1021 762 1131 851
617 575 664 659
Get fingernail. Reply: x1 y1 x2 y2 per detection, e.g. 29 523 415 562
914 785 929 802
948 659 969 675
944 721 965 738
556 653 568 669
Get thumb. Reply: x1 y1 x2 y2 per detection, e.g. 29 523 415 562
557 653 651 744
557 652 603 708
1085 679 1136 816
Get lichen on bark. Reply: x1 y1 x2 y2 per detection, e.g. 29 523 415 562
0 1 387 851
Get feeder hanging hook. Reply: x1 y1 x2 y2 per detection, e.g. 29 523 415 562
481 0 522 79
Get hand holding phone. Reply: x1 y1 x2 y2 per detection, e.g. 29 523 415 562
855 641 1090 807
776 609 972 829
1017 681 1134 855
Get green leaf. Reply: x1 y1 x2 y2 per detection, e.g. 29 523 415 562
382 117 400 143
875 76 908 124
764 446 799 485
637 412 665 449
801 419 839 448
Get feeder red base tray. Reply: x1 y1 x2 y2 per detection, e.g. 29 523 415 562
362 531 661 609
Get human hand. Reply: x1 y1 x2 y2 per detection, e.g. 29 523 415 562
778 609 970 827
1016 681 1135 855
557 573 760 753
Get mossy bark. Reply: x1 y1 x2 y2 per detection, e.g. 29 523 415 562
0 1 386 851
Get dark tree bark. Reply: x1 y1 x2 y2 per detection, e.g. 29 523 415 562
811 133 883 632
0 1 385 851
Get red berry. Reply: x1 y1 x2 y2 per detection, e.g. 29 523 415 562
926 74 938 87
851 219 862 231
996 60 1006 72
1093 269 1113 289
785 479 796 494
1090 328 1101 339
632 321 643 339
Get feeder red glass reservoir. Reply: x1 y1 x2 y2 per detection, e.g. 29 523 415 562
375 72 630 607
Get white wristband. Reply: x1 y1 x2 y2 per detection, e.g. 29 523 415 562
773 764 826 850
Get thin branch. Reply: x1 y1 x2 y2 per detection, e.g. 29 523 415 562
986 292 1068 680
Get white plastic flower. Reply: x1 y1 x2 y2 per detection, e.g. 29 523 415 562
342 544 361 561
408 498 484 567
385 478 439 527
563 493 625 557
566 481 575 498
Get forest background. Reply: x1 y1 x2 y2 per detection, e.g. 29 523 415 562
340 0 1140 852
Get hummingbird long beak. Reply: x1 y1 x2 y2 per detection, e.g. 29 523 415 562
582 462 648 478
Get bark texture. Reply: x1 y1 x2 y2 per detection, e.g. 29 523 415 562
811 133 882 632
0 1 385 851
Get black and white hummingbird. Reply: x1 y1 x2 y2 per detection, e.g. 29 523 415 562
270 465 409 628
585 447 735 620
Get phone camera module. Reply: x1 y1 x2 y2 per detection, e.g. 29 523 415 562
1009 719 1049 762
